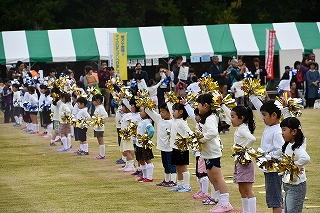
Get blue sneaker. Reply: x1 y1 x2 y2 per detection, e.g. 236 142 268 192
58 147 70 152
178 186 192 192
13 123 19 127
169 185 183 192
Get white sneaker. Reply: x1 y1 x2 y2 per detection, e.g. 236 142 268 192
122 166 135 172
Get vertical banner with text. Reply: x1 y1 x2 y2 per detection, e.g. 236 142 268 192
109 32 127 80
265 29 276 79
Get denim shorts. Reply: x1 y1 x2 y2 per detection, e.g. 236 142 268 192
13 107 21 116
283 181 306 213
264 172 283 208
161 151 176 174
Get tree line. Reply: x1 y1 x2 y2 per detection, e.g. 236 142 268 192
1 0 320 31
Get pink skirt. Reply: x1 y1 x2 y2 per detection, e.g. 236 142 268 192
233 161 255 183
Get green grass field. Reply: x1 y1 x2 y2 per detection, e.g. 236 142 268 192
0 109 319 213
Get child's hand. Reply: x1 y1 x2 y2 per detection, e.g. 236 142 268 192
299 167 304 174
180 98 187 105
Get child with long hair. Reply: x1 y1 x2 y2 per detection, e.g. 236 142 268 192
280 117 310 213
167 101 192 192
221 104 256 213
39 85 53 138
92 94 108 159
50 88 61 146
135 107 155 182
57 92 73 152
197 94 233 212
145 102 177 187
28 86 39 134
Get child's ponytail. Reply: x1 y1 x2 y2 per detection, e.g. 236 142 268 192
280 117 305 151
231 106 256 134
246 106 256 134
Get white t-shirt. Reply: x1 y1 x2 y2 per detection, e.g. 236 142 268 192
13 90 22 107
231 81 244 98
186 82 201 94
93 104 108 131
136 118 153 147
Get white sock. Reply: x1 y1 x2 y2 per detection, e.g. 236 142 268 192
177 180 184 187
141 164 147 178
220 193 230 205
281 209 285 213
248 197 256 213
182 171 190 187
200 176 209 193
83 143 88 152
122 155 127 162
27 123 31 130
67 135 71 149
33 124 37 132
44 127 47 134
128 160 134 168
146 163 154 180
80 144 84 151
242 198 249 213
62 137 68 149
47 123 53 136
14 116 19 124
19 116 23 125
165 173 170 182
70 126 74 136
36 124 39 132
99 145 105 157
171 173 177 182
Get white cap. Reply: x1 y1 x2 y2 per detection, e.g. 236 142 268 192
122 98 132 112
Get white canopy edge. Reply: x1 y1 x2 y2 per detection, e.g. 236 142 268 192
273 22 304 51
3 31 29 64
94 28 117 60
48 29 76 62
184 25 214 56
229 24 260 56
139 26 168 59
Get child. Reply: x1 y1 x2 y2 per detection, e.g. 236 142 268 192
184 105 210 200
129 98 142 175
249 95 287 213
186 76 201 95
50 88 61 146
135 107 155 182
28 86 39 134
70 91 79 138
39 85 53 138
2 79 12 123
167 102 192 193
118 99 135 172
231 74 245 106
280 117 310 213
12 84 23 126
221 104 256 213
21 84 31 132
145 103 177 187
92 94 108 159
277 67 292 98
115 101 125 164
147 79 164 109
74 97 91 155
197 94 233 212
57 93 73 152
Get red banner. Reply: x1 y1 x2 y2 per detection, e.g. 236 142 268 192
265 29 276 79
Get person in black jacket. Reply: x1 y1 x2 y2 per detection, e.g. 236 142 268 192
251 58 267 85
208 56 226 94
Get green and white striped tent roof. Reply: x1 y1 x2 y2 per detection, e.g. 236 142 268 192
1 22 320 64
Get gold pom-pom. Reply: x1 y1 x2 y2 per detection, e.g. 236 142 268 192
166 91 179 104
210 95 220 111
174 133 189 151
185 92 198 107
91 115 105 128
119 122 138 140
242 78 266 100
222 94 237 109
135 90 156 110
137 132 154 149
60 113 73 124
287 98 304 117
198 77 220 94
50 112 54 121
186 130 204 152
278 153 300 183
231 144 255 165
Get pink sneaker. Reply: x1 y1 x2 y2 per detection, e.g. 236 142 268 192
192 190 202 198
118 166 126 171
193 191 209 199
209 203 233 213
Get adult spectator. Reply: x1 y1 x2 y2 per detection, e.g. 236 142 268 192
292 61 301 89
172 55 184 84
30 65 40 78
47 68 57 80
251 58 267 85
306 62 320 108
208 56 226 94
154 64 166 83
7 67 16 80
186 68 196 86
300 56 310 96
155 65 170 107
229 59 242 87
133 63 148 90
308 53 318 70
98 63 111 113
15 61 26 84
